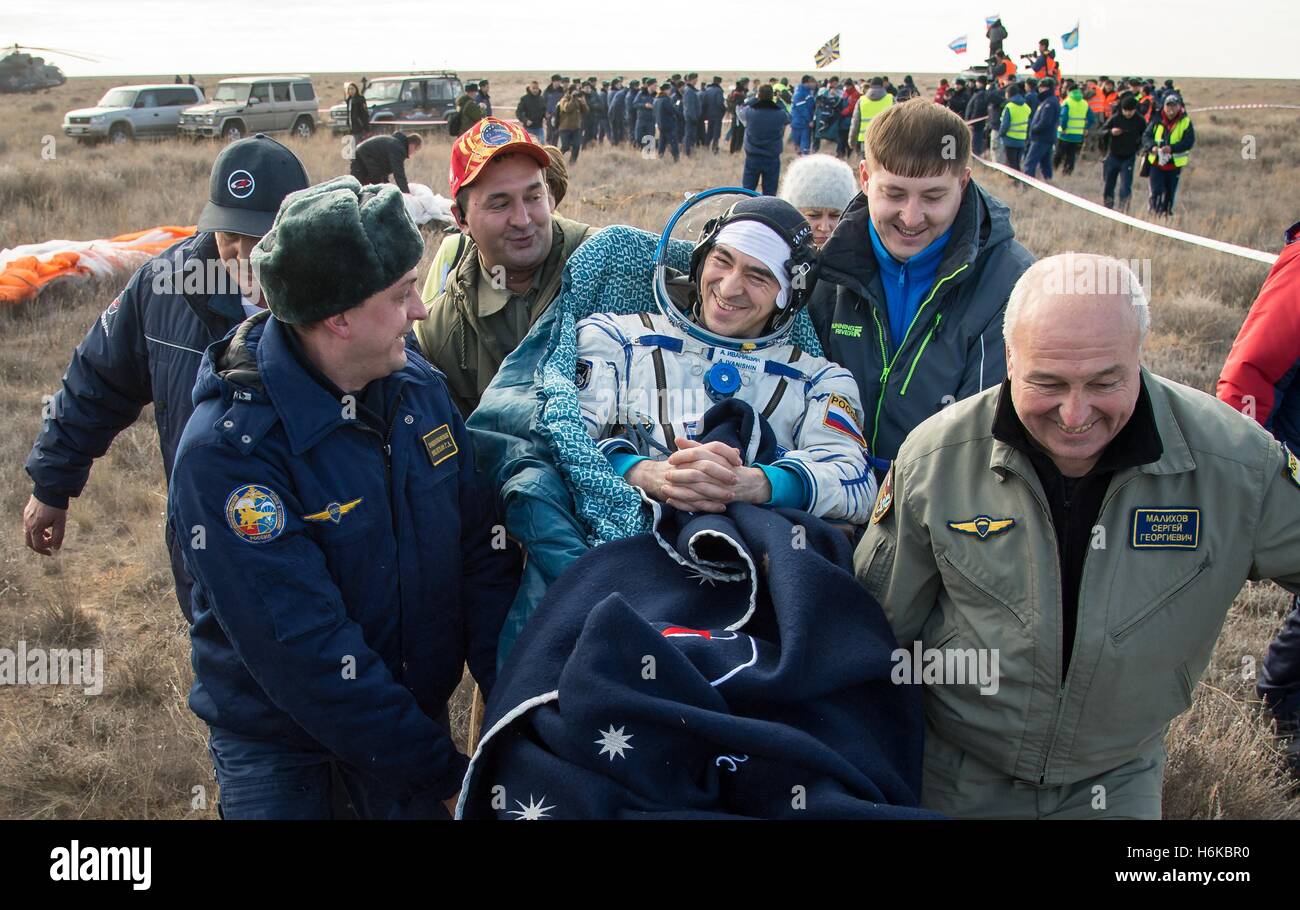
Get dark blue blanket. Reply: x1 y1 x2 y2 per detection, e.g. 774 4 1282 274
458 404 937 819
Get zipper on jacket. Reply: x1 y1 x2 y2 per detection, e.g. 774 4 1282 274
351 389 407 676
867 263 969 451
869 308 892 452
1036 469 1143 785
900 313 943 396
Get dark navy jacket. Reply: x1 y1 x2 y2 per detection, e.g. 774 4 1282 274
1028 92 1061 142
25 232 244 619
633 89 656 136
608 87 628 121
701 84 726 119
681 84 701 120
169 312 519 800
653 94 678 135
741 99 789 158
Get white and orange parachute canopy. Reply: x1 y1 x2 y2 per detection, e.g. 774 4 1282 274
0 225 196 305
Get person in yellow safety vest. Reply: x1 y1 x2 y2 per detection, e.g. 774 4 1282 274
1053 85 1095 175
850 76 895 158
1142 92 1195 215
998 82 1031 171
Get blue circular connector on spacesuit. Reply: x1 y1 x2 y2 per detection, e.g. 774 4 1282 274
704 362 741 403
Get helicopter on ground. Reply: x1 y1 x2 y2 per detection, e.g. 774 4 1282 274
0 44 99 93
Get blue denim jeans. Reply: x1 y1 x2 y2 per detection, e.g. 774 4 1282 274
1102 154 1135 209
207 726 452 820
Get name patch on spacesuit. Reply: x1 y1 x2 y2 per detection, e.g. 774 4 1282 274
715 348 761 373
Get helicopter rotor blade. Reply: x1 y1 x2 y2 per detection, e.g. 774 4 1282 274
9 44 105 63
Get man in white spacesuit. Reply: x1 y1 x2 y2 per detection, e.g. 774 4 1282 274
575 195 877 523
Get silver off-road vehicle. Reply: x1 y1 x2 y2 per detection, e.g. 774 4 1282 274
179 75 318 141
63 84 205 144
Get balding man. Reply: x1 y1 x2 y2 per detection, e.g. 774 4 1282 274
855 253 1300 818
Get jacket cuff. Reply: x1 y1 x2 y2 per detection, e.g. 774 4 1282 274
32 486 71 510
757 463 811 510
598 437 639 460
607 451 649 478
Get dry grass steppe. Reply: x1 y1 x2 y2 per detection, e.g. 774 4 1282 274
1 71 1297 818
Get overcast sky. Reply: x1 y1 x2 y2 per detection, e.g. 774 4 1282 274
5 0 1296 80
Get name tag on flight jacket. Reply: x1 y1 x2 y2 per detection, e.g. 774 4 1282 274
1131 507 1200 549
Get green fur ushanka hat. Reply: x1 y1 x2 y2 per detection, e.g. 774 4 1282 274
251 176 425 324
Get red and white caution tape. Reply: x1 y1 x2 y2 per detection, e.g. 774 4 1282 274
970 155 1278 265
1187 104 1300 113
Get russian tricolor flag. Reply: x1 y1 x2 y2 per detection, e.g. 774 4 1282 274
949 34 968 54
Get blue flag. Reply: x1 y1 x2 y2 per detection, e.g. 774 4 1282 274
1062 23 1079 50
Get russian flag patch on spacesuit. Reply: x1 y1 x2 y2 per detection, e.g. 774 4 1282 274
824 393 867 447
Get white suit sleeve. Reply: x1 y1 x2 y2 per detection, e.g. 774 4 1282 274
771 365 878 523
574 313 631 451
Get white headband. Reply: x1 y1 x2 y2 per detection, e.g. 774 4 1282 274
714 220 793 310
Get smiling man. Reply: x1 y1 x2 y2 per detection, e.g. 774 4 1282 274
575 196 876 522
414 118 593 416
169 176 519 819
854 253 1300 818
809 98 1034 468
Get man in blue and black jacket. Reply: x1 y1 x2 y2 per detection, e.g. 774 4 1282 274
740 84 789 195
808 99 1034 469
169 176 519 819
23 135 309 621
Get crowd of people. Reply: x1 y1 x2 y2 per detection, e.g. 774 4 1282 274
502 62 1196 216
341 57 1195 218
20 65 1294 821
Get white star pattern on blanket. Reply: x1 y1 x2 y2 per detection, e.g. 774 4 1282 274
595 725 635 761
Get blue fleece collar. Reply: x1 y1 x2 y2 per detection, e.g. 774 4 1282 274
867 218 952 272
867 219 953 351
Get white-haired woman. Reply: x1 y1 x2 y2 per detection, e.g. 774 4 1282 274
778 153 858 248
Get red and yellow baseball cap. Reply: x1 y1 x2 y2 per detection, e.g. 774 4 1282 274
449 117 551 198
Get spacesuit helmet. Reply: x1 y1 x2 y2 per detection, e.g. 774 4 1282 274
655 189 821 351
689 196 819 326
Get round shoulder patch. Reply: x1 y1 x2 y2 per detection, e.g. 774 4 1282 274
871 465 894 525
225 484 286 543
